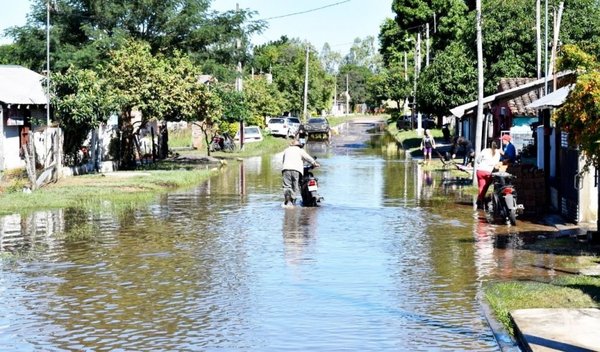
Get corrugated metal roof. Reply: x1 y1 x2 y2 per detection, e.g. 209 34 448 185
0 65 47 105
498 77 539 116
450 71 574 118
526 84 574 109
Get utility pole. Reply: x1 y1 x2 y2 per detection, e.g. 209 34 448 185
404 52 407 81
416 31 422 135
550 2 564 91
425 23 430 67
302 44 309 120
333 77 337 115
235 3 244 149
474 0 484 186
45 0 51 168
413 35 418 130
345 73 349 116
544 0 549 95
536 0 541 80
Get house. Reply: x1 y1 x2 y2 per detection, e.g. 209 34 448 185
0 65 48 171
526 84 597 227
490 78 539 153
450 71 573 146
448 71 598 224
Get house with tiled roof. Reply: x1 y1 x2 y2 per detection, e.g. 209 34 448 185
448 72 596 223
450 72 573 151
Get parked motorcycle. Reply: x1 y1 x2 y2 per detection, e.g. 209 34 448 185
209 133 235 152
300 159 323 207
486 171 524 225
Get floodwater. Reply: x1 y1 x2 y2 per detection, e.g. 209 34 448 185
0 121 579 351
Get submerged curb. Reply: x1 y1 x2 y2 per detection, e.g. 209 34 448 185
480 299 521 351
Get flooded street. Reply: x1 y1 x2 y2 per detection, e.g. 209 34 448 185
0 121 579 351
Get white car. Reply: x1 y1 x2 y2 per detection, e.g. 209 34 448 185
266 117 301 137
234 126 263 143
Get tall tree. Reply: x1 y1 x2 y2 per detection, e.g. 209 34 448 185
416 42 477 118
102 40 222 166
244 77 286 126
343 36 382 73
320 43 342 75
51 67 116 164
338 64 374 110
4 0 265 76
252 37 333 117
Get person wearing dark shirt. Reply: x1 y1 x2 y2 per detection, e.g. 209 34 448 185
451 137 475 166
499 134 516 165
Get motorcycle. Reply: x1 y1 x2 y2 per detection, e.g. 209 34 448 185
209 133 235 152
486 171 524 225
300 159 323 207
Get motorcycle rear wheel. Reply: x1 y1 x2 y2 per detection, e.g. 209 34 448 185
508 209 517 226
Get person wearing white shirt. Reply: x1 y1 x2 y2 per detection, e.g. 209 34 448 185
476 141 501 208
282 140 319 206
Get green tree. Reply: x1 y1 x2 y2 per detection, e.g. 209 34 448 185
215 84 251 127
338 64 374 110
366 67 412 110
193 84 224 156
320 43 342 75
244 77 286 125
0 44 17 65
417 42 477 118
391 0 468 52
51 67 116 164
343 36 382 73
102 40 215 166
555 44 600 231
5 0 264 76
558 0 600 56
555 45 600 169
252 37 333 117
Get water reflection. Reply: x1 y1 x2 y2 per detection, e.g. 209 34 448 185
0 125 587 351
282 207 318 267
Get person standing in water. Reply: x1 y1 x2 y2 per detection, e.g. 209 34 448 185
281 139 319 207
420 129 436 163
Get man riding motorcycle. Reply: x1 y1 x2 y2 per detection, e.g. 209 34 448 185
281 139 319 206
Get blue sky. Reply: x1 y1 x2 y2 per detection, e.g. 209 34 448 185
0 0 394 54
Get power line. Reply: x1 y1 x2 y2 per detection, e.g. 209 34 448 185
260 0 351 21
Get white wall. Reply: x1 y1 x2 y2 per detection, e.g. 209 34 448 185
4 126 24 169
579 157 598 226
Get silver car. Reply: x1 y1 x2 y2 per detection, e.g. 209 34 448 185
266 117 301 137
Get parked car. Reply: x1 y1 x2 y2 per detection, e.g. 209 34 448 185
395 115 435 130
234 126 263 143
266 117 301 137
303 117 330 139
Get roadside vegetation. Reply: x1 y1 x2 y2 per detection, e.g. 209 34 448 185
0 168 216 216
485 259 600 337
169 127 194 149
327 115 362 128
0 115 371 216
484 235 600 336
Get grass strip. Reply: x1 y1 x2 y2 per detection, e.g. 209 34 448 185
0 169 215 216
484 275 600 336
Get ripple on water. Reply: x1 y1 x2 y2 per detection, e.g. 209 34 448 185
0 144 505 351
